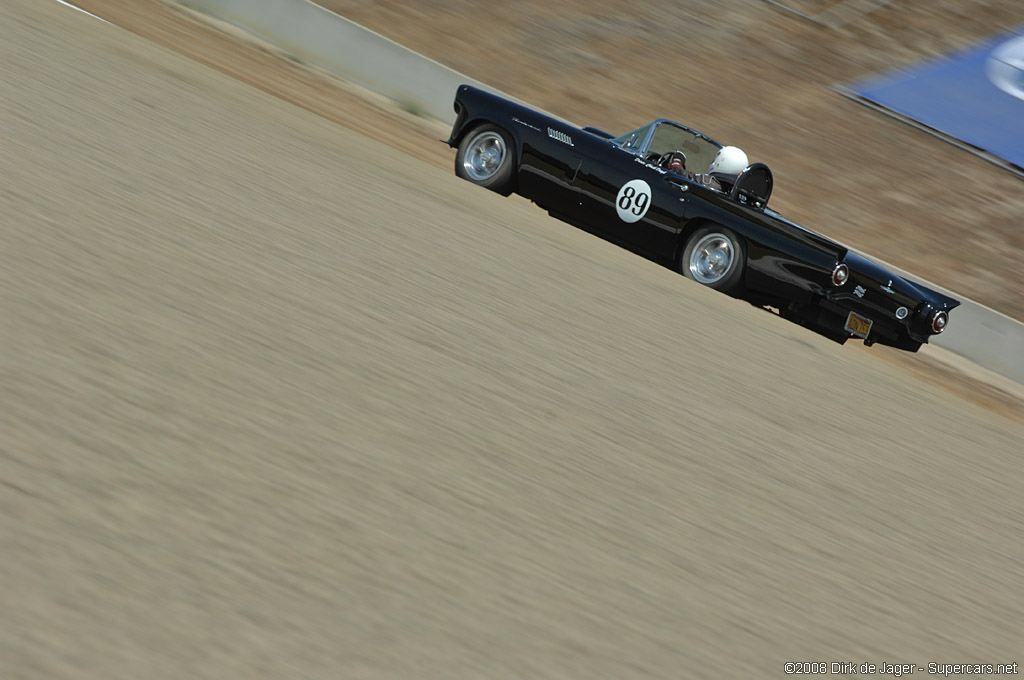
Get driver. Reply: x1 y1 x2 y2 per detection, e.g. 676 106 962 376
658 145 749 192
708 146 749 182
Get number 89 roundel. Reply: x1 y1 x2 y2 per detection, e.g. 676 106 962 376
616 179 652 223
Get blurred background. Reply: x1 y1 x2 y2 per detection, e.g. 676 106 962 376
4 1 1024 678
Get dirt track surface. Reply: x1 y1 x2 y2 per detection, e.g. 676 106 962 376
3 2 1023 678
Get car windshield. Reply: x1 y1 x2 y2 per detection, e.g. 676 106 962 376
612 124 652 152
613 121 723 174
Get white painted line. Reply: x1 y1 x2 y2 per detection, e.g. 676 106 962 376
55 0 110 24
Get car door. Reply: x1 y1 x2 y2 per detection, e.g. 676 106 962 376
573 141 688 258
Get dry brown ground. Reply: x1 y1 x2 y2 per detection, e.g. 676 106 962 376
3 1 1024 679
323 0 1024 321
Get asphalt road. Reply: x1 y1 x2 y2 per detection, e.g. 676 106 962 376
2 2 1022 678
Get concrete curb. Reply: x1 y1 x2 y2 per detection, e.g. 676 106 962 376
169 0 1024 384
868 257 1024 385
179 0 495 124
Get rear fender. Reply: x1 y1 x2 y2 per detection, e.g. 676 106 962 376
912 282 961 311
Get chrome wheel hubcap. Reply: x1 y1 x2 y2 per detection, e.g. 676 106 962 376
688 233 735 284
463 131 506 181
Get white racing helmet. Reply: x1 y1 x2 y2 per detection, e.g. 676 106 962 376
708 146 749 176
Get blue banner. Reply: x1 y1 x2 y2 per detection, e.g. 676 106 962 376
850 27 1024 171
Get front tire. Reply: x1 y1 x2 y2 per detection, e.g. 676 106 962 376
455 124 516 195
680 226 746 295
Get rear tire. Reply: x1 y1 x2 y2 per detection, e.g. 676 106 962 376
455 124 516 196
680 226 746 295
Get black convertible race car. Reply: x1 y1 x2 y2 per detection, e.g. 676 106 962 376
445 85 959 352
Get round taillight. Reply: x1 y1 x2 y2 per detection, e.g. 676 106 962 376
831 263 849 286
931 310 948 333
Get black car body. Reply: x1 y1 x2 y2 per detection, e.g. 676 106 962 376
445 85 960 351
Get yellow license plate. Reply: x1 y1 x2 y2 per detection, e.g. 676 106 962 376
844 311 873 338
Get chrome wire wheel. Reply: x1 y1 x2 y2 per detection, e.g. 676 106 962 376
687 232 736 284
462 131 507 182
